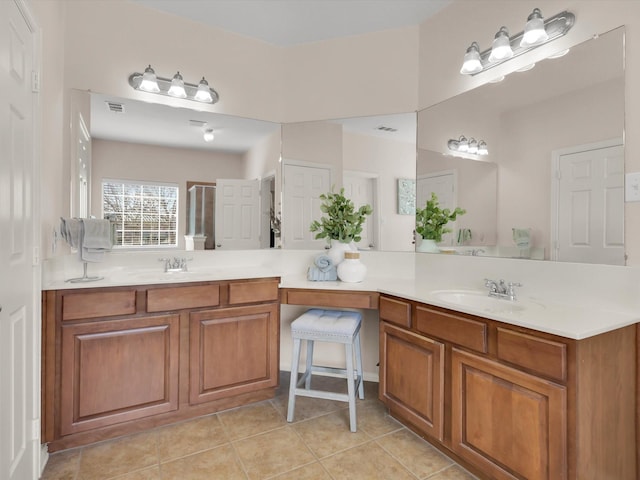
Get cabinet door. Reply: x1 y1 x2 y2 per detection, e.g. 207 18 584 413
60 314 180 435
451 348 567 480
189 303 279 404
379 321 444 441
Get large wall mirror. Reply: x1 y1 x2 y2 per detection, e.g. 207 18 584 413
280 113 417 252
417 26 625 265
83 90 281 251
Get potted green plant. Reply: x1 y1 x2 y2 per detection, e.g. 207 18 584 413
310 187 372 264
415 192 465 252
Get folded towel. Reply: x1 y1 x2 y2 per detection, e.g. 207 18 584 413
60 217 82 250
80 218 112 262
512 228 531 248
307 265 338 281
314 254 333 272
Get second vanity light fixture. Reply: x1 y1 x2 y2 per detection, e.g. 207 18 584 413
448 136 488 156
129 65 220 104
460 8 575 75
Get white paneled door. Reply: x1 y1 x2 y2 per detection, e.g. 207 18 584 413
555 144 625 265
0 1 40 479
282 162 331 250
214 179 261 249
343 172 377 250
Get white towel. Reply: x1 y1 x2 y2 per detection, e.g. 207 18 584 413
60 217 82 249
512 228 531 248
80 218 112 262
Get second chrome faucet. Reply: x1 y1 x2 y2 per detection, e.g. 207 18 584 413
484 278 522 301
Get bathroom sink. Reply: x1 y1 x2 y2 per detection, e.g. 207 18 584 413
430 289 542 314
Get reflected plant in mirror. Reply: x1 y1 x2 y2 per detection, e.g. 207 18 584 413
415 193 465 253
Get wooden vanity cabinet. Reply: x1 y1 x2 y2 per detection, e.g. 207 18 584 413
378 294 637 480
42 277 280 451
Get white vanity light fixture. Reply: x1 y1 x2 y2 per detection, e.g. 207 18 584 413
460 9 574 76
448 136 489 156
129 66 219 104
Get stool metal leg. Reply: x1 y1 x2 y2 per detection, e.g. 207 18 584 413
345 342 357 432
287 337 302 423
355 331 364 400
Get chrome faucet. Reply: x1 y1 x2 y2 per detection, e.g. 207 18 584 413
466 248 485 256
159 257 190 272
484 278 522 301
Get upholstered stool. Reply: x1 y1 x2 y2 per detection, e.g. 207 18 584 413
287 308 364 432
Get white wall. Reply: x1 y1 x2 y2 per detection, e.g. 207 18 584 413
343 131 416 251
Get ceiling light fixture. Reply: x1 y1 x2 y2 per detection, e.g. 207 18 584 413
203 128 215 142
448 136 489 156
129 65 219 104
460 9 574 76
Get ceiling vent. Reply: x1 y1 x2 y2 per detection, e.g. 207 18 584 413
376 125 398 132
105 101 124 114
189 119 208 127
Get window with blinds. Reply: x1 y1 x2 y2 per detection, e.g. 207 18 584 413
102 180 179 247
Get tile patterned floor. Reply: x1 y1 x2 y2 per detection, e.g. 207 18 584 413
41 373 478 480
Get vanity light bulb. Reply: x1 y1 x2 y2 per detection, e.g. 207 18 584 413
521 8 549 47
477 141 489 155
194 77 214 103
168 71 187 98
139 65 160 93
468 138 478 154
488 27 514 62
460 42 483 75
457 136 469 152
203 129 215 142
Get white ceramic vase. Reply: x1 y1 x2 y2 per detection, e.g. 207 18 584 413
337 251 367 283
327 239 356 265
415 234 440 253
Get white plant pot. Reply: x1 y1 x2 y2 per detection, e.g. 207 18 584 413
337 251 367 283
327 239 356 265
416 235 440 253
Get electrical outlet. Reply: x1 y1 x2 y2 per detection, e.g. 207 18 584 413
625 172 640 202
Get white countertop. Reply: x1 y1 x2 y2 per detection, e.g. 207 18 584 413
42 249 640 341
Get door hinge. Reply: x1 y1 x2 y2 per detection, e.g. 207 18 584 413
33 246 40 266
31 71 40 93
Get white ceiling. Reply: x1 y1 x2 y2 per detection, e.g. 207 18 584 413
131 0 451 47
92 1 439 152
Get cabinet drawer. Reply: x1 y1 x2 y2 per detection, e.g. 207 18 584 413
282 288 379 309
497 328 567 382
416 305 487 353
228 279 279 305
147 284 220 312
62 289 137 321
379 296 411 328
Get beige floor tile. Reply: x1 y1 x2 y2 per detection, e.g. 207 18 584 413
218 401 286 440
321 442 417 480
233 426 315 480
272 391 346 423
377 429 454 478
427 464 479 480
112 466 161 480
159 444 246 480
41 448 81 480
156 414 228 462
293 411 370 458
357 402 404 438
269 462 332 480
77 431 158 480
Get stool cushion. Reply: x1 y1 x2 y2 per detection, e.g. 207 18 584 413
291 309 362 342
